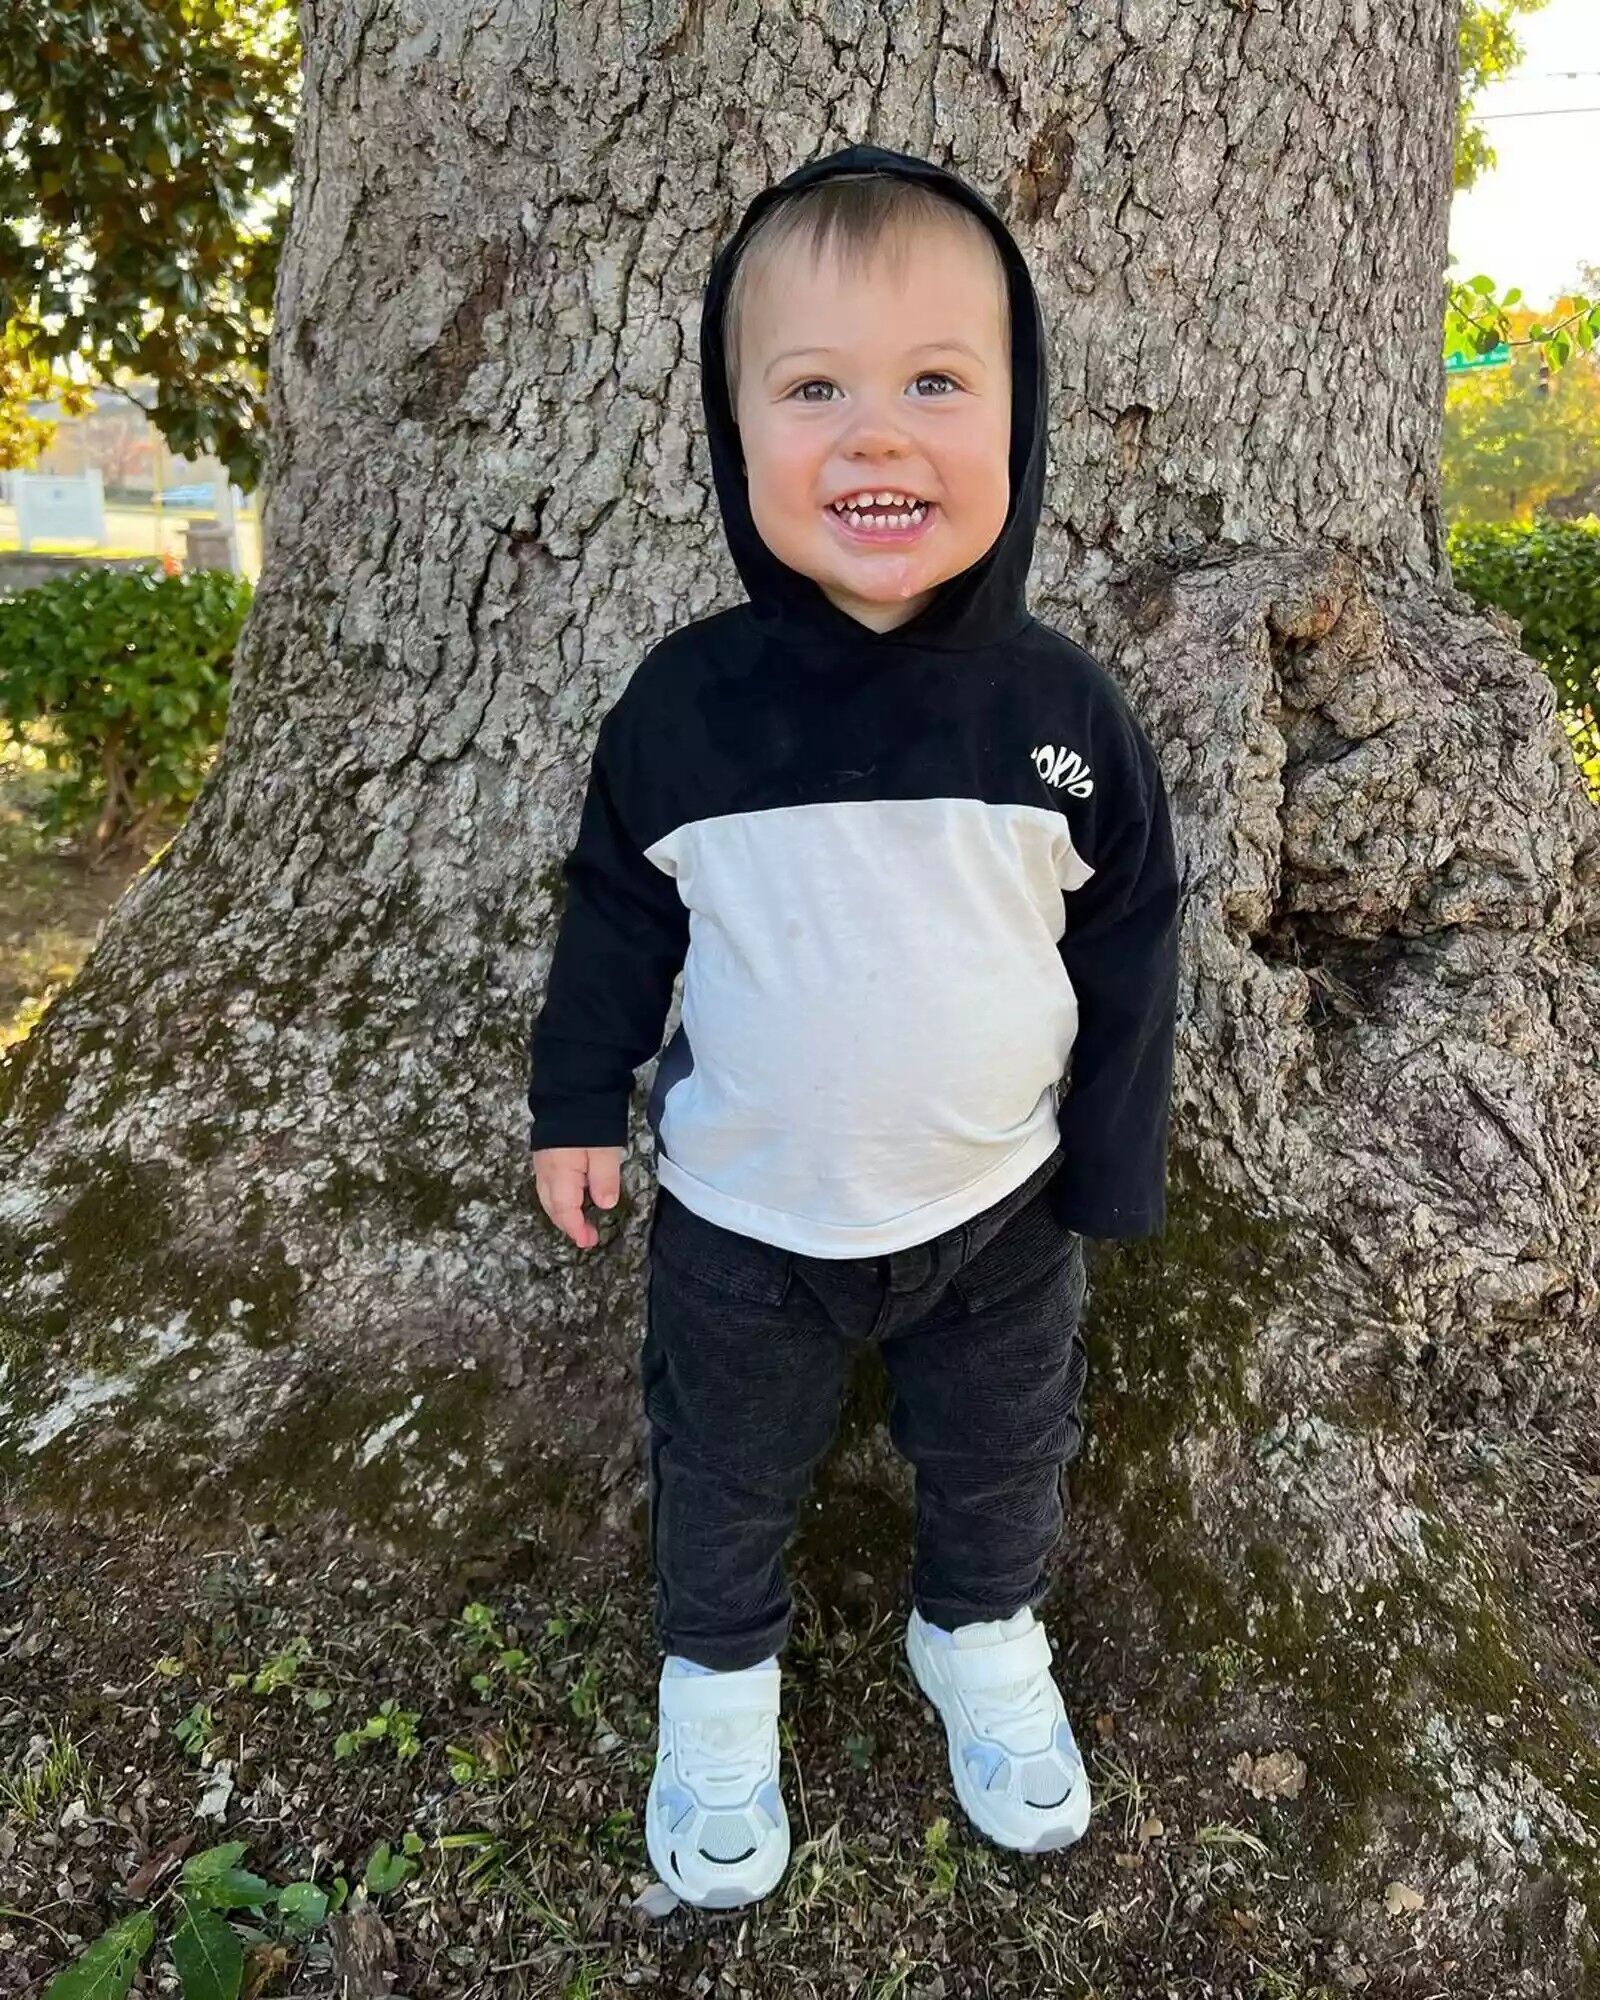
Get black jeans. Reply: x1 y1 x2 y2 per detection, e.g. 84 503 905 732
639 1146 1088 1673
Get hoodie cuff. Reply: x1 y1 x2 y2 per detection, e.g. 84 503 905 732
1045 1171 1165 1241
528 1095 631 1153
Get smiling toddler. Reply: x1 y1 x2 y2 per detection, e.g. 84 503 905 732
527 142 1181 1910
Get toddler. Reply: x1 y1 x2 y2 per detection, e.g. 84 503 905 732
528 142 1180 1910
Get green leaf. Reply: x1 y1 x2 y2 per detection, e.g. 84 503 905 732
170 1907 244 2000
43 1910 156 2000
275 1880 329 1934
181 1868 276 1912
364 1840 418 1896
181 1842 250 1885
843 1732 876 1771
177 1841 273 1910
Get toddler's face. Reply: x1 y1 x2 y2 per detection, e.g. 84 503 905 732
732 222 1012 634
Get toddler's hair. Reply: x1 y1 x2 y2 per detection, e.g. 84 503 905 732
721 169 1011 409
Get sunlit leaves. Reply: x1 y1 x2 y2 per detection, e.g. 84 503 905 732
1 1 299 488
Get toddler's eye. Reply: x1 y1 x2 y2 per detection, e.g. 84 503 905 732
786 373 962 403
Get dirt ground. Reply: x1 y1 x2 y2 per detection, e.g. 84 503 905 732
1 1485 1482 2000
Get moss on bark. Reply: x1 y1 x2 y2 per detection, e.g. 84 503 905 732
1074 1150 1600 1943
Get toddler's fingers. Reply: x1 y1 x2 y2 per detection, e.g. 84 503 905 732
536 1159 599 1249
586 1150 622 1213
548 1195 599 1250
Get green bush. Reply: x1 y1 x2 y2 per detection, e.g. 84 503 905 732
0 560 251 856
1446 518 1600 718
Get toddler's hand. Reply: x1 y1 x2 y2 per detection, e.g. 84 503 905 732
532 1145 624 1250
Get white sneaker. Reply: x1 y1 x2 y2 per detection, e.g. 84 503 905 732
906 1605 1091 1853
645 1656 790 1909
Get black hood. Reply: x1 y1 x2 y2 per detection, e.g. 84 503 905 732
698 142 1048 656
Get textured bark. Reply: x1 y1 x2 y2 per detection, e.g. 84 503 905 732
3 0 1599 1975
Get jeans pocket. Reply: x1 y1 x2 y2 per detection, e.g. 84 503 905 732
951 1190 1081 1314
649 1189 794 1306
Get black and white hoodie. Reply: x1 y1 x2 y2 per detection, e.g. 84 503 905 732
528 143 1181 1258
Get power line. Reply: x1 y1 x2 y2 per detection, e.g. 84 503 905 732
1482 68 1600 81
1475 104 1600 119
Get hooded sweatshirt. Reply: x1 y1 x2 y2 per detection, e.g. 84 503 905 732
527 143 1181 1257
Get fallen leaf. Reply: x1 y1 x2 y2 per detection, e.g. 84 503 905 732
1384 1880 1425 1917
242 1941 296 2000
1137 1814 1165 1842
123 1828 198 1900
1094 1713 1116 1740
1228 1748 1307 1799
195 1765 235 1820
474 1725 510 1775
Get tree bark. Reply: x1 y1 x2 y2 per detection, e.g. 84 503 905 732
3 0 1598 1974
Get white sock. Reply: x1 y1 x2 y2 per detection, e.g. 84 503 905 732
922 1606 1034 1647
666 1652 778 1677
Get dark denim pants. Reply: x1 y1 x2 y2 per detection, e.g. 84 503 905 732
639 1146 1088 1673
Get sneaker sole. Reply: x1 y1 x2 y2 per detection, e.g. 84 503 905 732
905 1618 1092 1855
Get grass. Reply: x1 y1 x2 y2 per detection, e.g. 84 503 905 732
0 1721 100 1828
1089 1740 1153 1849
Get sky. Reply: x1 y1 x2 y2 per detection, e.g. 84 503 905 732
1447 0 1599 308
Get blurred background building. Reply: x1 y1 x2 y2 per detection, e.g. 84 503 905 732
0 381 262 579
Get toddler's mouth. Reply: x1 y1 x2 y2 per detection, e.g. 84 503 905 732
825 490 937 544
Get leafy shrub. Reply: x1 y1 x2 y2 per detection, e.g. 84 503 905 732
1447 518 1600 717
0 560 251 857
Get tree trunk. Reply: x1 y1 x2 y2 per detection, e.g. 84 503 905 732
3 0 1598 1974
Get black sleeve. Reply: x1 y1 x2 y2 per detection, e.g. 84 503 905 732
1047 727 1181 1239
526 704 690 1151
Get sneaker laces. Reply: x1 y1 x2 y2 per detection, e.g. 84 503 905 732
965 1671 1057 1755
674 1707 773 1790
